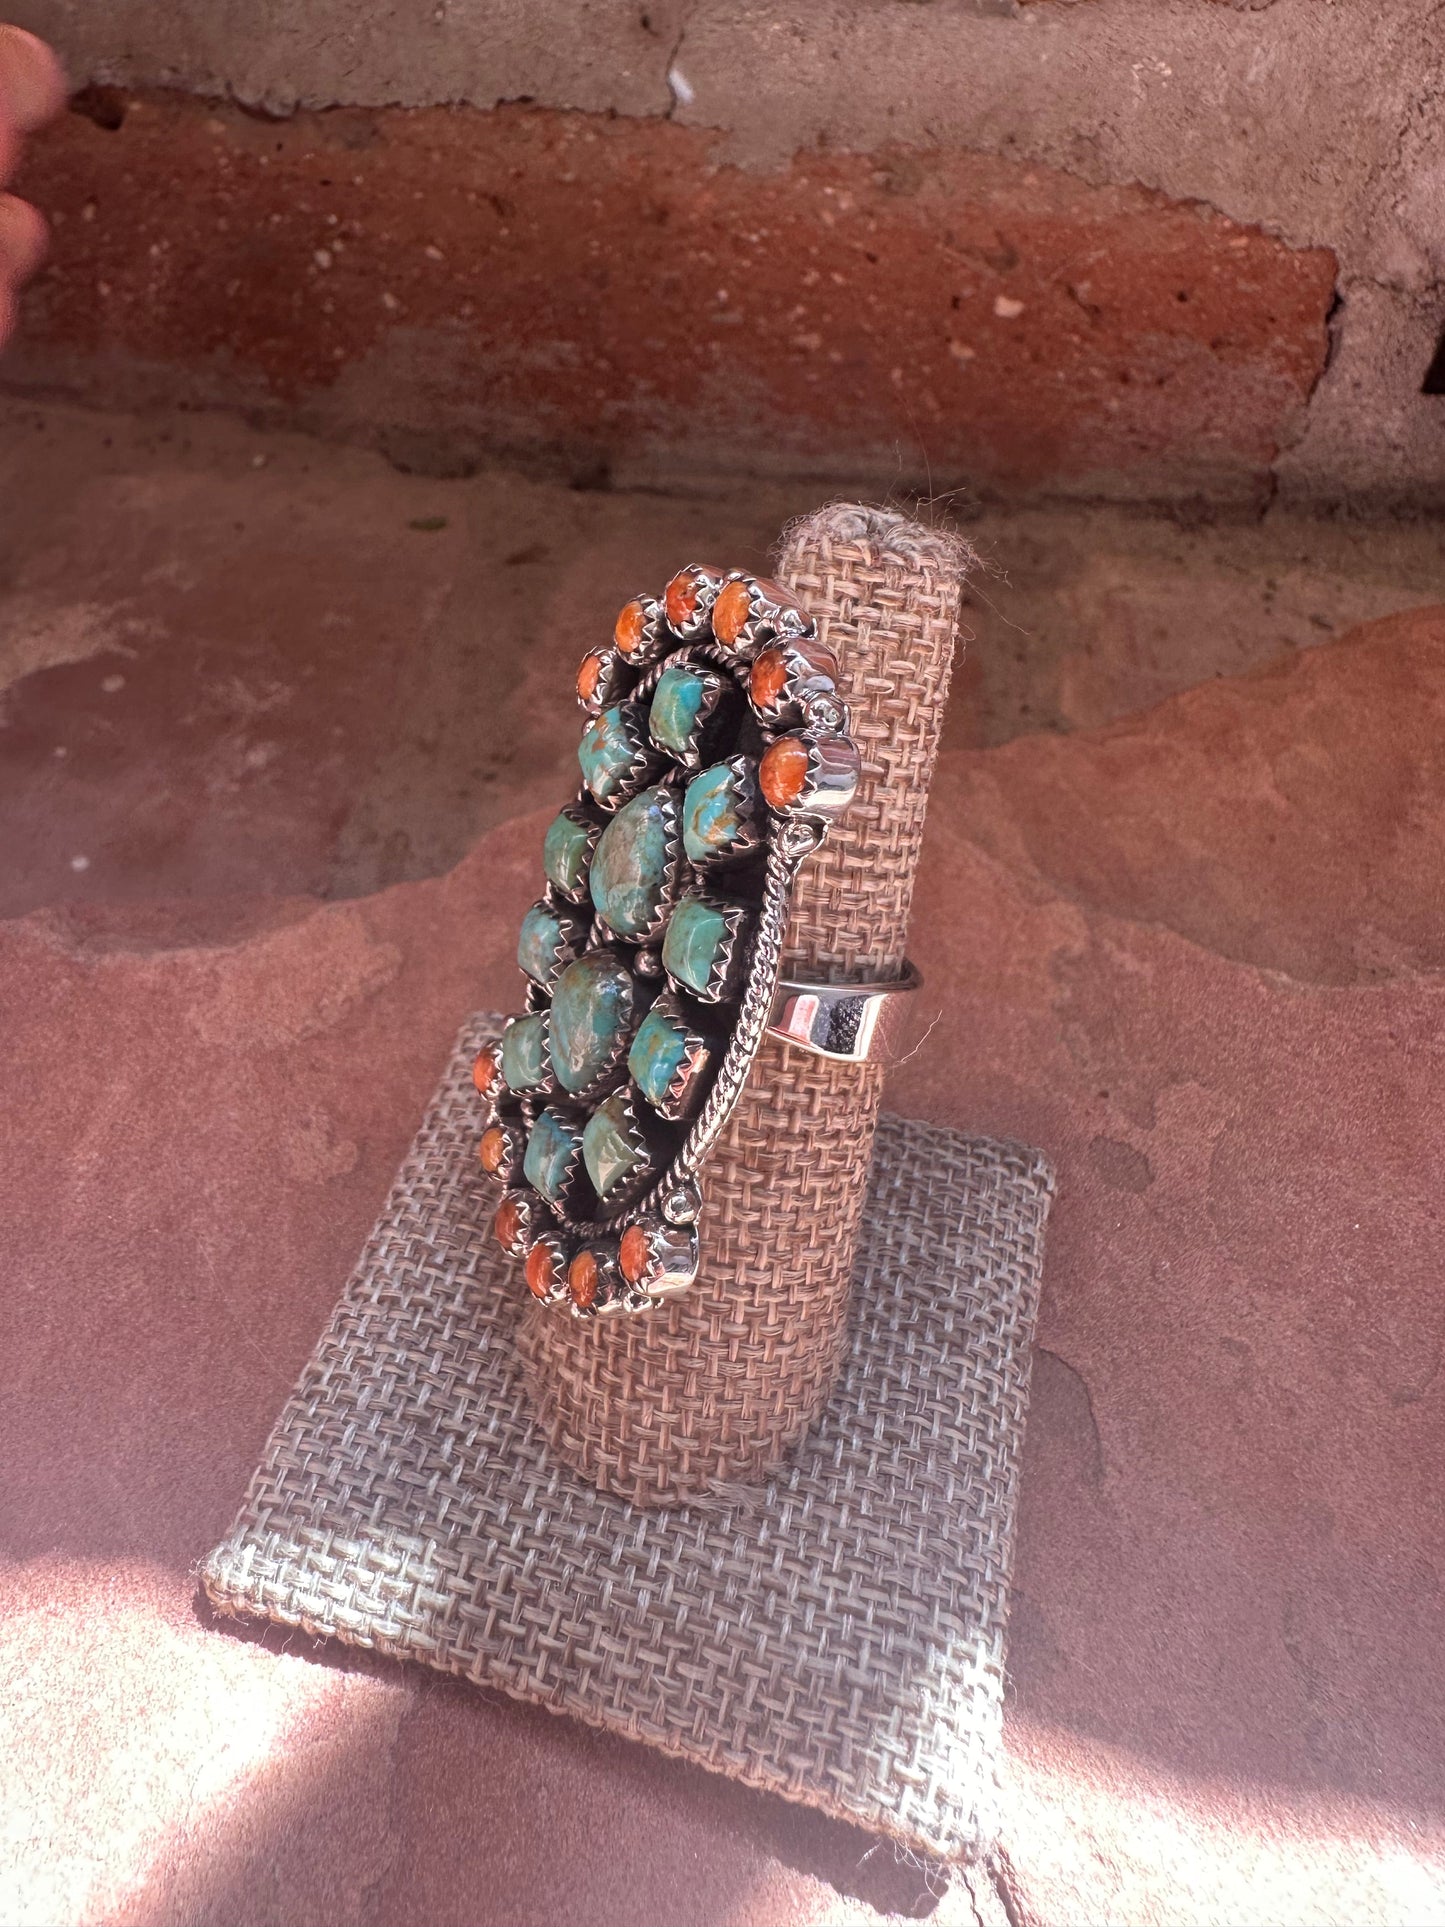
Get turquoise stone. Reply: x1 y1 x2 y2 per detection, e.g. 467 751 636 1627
590 786 677 938
662 896 734 998
500 1013 548 1092
682 762 750 865
543 811 593 897
578 704 641 804
582 1092 648 1197
524 1108 583 1205
628 1006 692 1110
517 903 565 985
548 951 636 1095
649 664 712 758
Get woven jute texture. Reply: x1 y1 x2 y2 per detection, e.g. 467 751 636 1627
516 506 972 1505
204 1012 1054 1865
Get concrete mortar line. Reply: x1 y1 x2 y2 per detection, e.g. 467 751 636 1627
664 0 1426 258
7 0 1431 258
11 0 1444 503
22 1 1432 302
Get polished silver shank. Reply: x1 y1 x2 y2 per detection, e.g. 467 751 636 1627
766 961 922 1063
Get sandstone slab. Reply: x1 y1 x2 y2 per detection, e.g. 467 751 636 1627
892 606 1445 1923
4 593 1444 1921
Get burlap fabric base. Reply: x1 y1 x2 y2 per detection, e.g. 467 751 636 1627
203 1014 1055 1863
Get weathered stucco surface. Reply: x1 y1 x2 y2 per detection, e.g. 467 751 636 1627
6 94 1335 499
3 0 1443 503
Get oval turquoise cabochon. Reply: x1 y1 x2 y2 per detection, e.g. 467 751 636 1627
682 762 750 865
590 786 679 938
548 951 637 1095
649 662 713 759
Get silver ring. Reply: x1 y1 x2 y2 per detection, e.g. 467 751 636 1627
766 962 922 1062
479 563 877 1317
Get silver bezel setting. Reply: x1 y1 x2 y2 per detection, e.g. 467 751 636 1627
566 1238 643 1320
747 633 845 731
612 592 671 670
760 729 862 820
663 892 754 1006
478 1110 527 1187
588 778 688 947
522 1105 591 1215
518 897 592 992
542 800 605 904
618 1215 701 1298
576 644 631 717
544 946 648 1109
493 1186 542 1258
472 1038 506 1102
523 1228 572 1307
663 562 729 642
626 987 714 1123
578 700 665 812
681 753 765 871
710 571 811 660
646 652 730 773
582 1084 660 1212
499 1011 555 1098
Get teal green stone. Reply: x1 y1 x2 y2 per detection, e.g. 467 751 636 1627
524 1108 583 1204
542 812 593 897
548 951 636 1095
500 1013 548 1092
682 762 749 865
662 896 733 997
578 704 640 804
649 664 712 758
590 786 677 938
518 903 565 984
628 1006 692 1110
582 1092 647 1197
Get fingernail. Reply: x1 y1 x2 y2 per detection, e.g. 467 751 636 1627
0 27 67 133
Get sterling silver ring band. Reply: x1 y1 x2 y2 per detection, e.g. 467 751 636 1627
766 961 923 1063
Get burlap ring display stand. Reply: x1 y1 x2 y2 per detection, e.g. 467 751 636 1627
517 505 966 1504
204 506 1057 1867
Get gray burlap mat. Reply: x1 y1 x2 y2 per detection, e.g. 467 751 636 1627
203 1013 1054 1863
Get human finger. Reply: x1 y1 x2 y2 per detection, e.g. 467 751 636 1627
0 187 46 283
0 26 67 136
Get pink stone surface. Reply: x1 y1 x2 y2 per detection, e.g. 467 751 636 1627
4 603 1445 1922
892 605 1445 1923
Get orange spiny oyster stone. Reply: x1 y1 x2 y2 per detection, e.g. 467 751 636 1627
494 1195 523 1251
664 568 702 629
525 1241 559 1300
750 646 790 712
619 1222 652 1286
478 1125 508 1174
577 651 607 703
759 734 813 809
568 1248 599 1310
614 599 648 657
711 578 753 647
472 1045 501 1095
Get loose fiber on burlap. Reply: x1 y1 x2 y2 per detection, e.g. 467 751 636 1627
204 1014 1055 1863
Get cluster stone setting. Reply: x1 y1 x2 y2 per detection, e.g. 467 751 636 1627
475 565 860 1317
